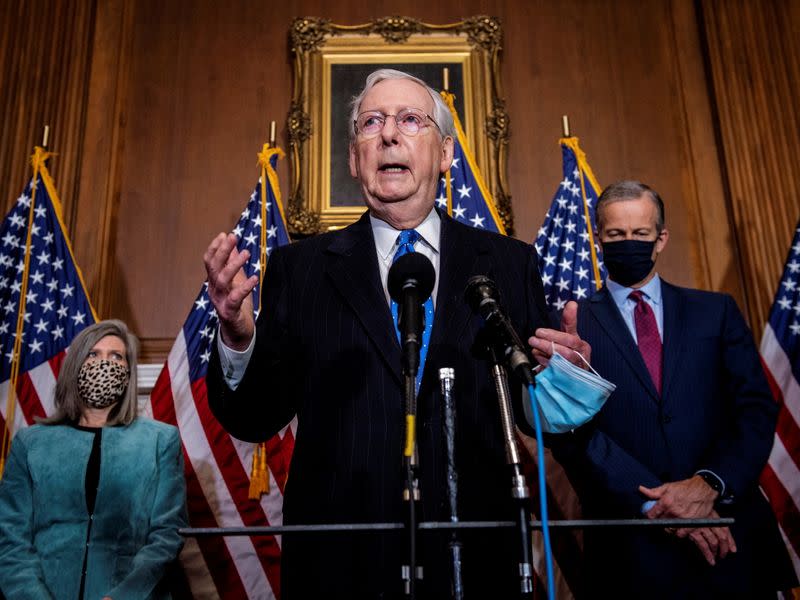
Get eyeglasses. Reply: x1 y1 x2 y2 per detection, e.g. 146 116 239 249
353 108 440 138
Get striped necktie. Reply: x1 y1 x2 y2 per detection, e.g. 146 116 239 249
391 229 434 389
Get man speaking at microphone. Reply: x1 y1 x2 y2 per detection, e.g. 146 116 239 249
203 69 589 599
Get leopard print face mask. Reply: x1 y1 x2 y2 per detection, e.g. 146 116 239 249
78 359 130 408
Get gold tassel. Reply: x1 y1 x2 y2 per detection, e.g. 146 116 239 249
248 442 269 499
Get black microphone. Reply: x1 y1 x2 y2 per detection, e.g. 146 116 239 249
464 275 535 385
388 253 436 377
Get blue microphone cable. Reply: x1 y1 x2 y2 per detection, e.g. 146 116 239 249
528 382 555 600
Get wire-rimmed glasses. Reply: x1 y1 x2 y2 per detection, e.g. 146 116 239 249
353 108 441 138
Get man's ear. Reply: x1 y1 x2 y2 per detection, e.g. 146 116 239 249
655 228 669 255
349 142 359 179
439 136 455 173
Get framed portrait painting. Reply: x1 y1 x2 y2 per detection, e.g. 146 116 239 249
285 16 514 235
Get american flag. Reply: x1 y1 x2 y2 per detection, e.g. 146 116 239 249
0 147 96 470
758 222 800 581
527 136 607 599
436 90 506 234
149 145 294 599
534 138 606 309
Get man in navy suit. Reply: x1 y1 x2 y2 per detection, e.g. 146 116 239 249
556 180 795 597
203 69 590 598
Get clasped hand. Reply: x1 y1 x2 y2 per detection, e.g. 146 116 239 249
640 476 737 565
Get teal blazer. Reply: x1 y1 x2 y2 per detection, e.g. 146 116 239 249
0 418 187 599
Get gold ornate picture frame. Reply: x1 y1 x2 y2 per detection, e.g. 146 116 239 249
285 16 514 235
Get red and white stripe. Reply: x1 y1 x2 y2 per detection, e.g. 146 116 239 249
1 351 67 436
759 323 800 577
149 329 295 599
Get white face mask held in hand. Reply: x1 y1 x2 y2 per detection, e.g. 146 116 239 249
526 344 615 433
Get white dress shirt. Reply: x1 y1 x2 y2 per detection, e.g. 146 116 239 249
217 208 442 389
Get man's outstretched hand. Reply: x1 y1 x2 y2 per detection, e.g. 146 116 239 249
204 232 258 350
528 301 591 368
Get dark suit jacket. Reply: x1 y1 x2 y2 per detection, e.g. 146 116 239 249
207 210 549 599
556 280 795 597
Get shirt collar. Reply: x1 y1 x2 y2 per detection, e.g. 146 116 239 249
607 273 662 307
370 207 441 261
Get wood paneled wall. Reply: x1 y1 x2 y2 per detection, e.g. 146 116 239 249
698 0 800 333
1 0 796 359
0 0 96 235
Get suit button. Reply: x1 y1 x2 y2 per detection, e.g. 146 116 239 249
662 414 672 424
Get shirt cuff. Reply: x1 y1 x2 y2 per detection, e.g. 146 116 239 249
216 328 256 390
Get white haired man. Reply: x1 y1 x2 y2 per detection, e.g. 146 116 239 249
204 69 588 598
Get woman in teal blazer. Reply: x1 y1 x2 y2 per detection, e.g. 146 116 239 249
0 320 187 599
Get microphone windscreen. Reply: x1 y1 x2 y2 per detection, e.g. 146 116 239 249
388 253 436 302
464 275 499 316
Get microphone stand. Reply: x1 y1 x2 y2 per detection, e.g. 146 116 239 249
388 252 435 599
485 345 534 598
439 368 464 600
401 369 421 599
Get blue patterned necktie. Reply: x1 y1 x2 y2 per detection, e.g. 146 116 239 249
391 229 435 389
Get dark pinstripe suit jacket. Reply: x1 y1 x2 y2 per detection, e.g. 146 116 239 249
556 281 794 597
208 209 549 599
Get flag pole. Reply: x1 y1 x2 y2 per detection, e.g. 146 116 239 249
248 121 290 500
561 119 605 291
42 125 50 148
258 122 277 294
1 142 50 475
442 68 454 217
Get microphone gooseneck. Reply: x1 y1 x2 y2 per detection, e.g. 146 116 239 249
464 275 535 385
465 275 538 597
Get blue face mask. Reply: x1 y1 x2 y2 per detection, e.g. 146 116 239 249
527 348 615 433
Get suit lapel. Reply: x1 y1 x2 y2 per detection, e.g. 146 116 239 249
588 288 661 402
324 212 402 385
659 281 684 401
421 213 491 393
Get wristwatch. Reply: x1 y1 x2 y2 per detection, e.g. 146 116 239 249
696 470 725 497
